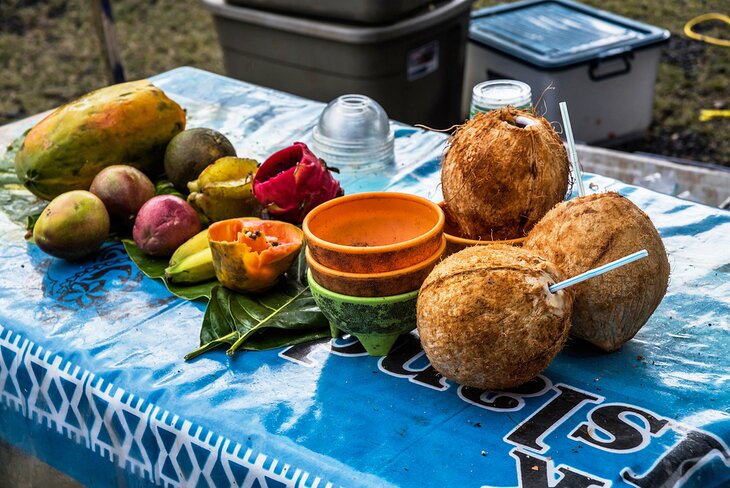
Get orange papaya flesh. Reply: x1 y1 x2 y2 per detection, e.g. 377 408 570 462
208 219 303 293
16 80 185 200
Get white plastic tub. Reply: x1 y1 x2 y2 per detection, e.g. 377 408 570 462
462 0 670 144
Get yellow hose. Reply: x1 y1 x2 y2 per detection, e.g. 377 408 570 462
683 13 730 47
699 109 730 122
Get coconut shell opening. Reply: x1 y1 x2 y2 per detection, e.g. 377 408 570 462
441 107 570 241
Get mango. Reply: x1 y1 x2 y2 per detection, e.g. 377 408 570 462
33 191 110 260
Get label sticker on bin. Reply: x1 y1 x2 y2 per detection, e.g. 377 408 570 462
408 41 440 80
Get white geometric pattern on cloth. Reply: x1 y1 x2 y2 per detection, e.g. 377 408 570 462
0 325 334 488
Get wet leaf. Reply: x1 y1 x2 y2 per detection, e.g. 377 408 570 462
185 246 329 360
0 131 46 227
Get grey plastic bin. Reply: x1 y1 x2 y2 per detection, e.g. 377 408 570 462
462 0 670 144
224 0 438 25
202 0 473 128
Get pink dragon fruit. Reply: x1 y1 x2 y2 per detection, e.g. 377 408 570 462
253 142 343 224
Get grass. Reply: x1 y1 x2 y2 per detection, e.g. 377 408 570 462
1 0 728 165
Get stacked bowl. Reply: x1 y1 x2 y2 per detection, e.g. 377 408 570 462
439 201 525 256
303 192 445 356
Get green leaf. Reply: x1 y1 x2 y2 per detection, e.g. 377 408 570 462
200 286 237 343
185 246 330 360
155 179 185 198
25 212 41 231
184 286 238 360
285 240 309 285
122 239 217 300
123 239 329 360
0 131 47 227
242 328 330 351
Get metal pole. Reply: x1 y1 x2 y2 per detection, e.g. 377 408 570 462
90 0 125 84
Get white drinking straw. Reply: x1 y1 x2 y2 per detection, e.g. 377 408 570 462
559 101 585 197
549 249 649 293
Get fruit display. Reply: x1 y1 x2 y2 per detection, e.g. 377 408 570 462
416 245 573 390
133 195 201 257
207 218 304 293
33 191 110 261
89 165 156 227
440 107 569 241
187 156 260 224
523 192 670 351
15 80 185 200
253 142 343 224
12 78 670 377
164 128 237 192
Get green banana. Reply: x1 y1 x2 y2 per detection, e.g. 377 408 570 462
168 229 210 268
164 248 216 285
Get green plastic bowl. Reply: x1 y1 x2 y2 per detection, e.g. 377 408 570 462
307 270 418 356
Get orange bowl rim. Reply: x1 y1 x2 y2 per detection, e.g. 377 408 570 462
306 237 446 280
443 231 526 246
302 192 445 255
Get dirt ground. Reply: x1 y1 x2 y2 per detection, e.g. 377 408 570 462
1 0 728 165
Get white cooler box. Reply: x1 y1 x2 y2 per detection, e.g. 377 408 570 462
462 0 670 144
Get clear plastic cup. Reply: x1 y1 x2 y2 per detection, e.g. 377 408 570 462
470 80 533 118
312 94 395 172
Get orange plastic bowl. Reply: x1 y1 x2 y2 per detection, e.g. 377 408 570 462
439 202 524 256
303 192 444 273
306 237 445 297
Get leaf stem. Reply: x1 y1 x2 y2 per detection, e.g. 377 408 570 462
225 287 309 356
226 331 253 356
184 331 237 361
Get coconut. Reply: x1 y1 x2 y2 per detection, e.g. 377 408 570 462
441 107 570 241
523 192 670 352
416 245 573 390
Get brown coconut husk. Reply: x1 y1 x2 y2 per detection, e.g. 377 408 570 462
523 192 670 352
416 245 573 390
441 107 570 241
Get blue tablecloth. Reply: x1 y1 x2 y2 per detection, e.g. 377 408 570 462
1 67 728 488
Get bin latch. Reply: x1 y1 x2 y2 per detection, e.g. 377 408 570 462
589 47 634 81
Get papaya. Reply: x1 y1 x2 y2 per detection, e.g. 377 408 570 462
15 80 185 200
207 218 304 293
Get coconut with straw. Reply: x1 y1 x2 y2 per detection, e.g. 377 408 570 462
441 106 570 241
417 245 574 390
523 192 670 352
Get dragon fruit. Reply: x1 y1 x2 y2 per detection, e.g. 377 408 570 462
253 142 343 224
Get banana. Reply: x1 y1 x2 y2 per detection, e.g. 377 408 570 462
168 229 210 268
164 248 216 285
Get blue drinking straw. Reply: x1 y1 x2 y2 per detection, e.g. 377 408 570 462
560 102 586 197
549 250 649 293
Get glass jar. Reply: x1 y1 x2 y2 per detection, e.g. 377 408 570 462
469 79 533 118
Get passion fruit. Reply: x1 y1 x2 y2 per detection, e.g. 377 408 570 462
89 165 155 227
163 128 236 192
133 195 201 257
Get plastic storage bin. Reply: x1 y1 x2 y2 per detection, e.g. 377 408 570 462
462 0 670 143
203 0 472 128
224 0 437 25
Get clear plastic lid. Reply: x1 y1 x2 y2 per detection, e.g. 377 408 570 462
470 79 532 113
312 94 395 171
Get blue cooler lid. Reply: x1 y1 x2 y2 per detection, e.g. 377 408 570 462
469 0 670 68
